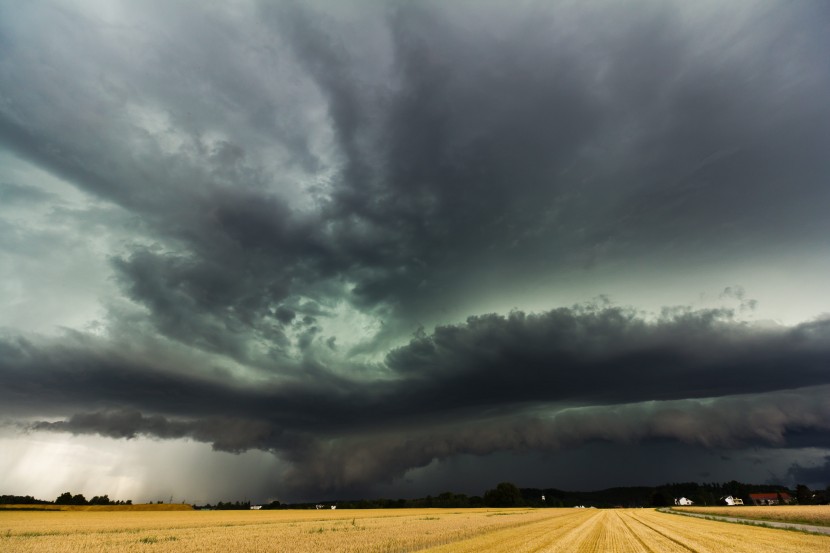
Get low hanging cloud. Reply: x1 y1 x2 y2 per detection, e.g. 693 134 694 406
30 386 830 495
2 1 830 499
788 456 830 488
16 305 830 494
30 411 284 454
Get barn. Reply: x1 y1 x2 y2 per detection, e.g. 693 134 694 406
748 492 791 506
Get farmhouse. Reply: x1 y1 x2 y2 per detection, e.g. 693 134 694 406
748 492 792 506
674 497 694 506
723 495 744 506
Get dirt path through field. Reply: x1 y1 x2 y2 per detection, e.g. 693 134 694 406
664 508 830 536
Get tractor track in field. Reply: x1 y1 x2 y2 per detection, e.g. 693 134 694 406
625 512 699 552
618 513 659 553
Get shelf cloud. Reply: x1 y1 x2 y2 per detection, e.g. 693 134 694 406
2 0 829 500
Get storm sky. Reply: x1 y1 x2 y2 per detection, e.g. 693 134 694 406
2 0 830 503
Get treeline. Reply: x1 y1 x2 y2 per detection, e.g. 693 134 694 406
646 481 789 508
0 495 51 505
1 492 133 506
521 480 830 508
55 492 132 505
6 480 827 509
276 480 828 510
195 500 283 510
324 492 486 510
282 483 524 509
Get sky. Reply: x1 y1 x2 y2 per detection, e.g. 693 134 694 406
1 0 830 504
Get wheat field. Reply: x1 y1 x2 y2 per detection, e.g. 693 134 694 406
0 503 193 512
2 507 829 552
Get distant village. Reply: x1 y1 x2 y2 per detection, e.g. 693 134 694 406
674 491 794 507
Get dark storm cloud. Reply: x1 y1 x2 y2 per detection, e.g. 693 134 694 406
3 1 829 355
0 182 54 204
276 388 830 494
279 0 830 316
30 410 288 454
5 307 830 427
8 306 830 493
788 457 830 488
384 307 830 411
2 0 830 499
26 385 830 495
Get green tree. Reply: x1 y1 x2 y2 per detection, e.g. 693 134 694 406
650 490 672 507
796 484 813 505
484 482 524 507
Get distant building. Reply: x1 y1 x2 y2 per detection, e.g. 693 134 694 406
723 496 744 506
748 492 792 506
250 505 262 510
674 497 694 506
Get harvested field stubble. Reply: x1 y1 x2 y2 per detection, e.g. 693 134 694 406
0 503 193 512
2 507 829 552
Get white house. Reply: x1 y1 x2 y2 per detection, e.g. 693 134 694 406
674 497 694 506
723 495 744 506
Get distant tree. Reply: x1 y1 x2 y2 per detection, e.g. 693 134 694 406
53 492 89 506
693 490 717 506
796 484 813 505
215 500 250 510
484 483 524 507
650 490 671 507
89 495 111 505
434 492 472 508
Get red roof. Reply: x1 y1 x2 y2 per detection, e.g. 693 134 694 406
749 493 791 500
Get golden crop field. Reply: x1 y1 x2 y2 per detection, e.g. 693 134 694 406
675 505 830 527
0 503 193 512
2 507 829 552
